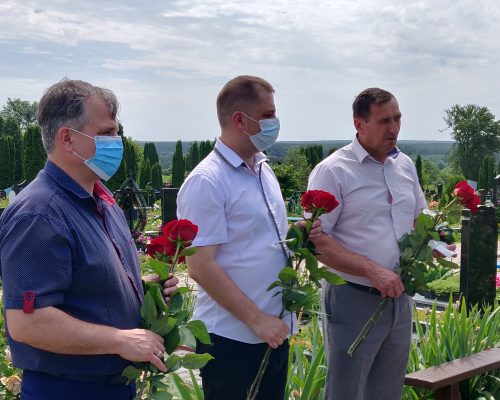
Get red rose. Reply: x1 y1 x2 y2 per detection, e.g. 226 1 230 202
301 190 339 214
146 235 176 258
453 180 480 214
162 219 199 246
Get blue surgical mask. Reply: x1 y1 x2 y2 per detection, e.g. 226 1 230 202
242 113 280 152
70 128 123 181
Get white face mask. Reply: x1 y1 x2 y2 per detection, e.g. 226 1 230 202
241 112 280 152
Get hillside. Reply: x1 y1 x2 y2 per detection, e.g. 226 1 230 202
139 140 454 170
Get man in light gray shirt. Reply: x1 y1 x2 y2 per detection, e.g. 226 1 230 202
309 88 426 400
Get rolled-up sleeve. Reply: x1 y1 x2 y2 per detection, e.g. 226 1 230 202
1 214 73 310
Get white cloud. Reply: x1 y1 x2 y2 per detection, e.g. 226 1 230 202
0 0 499 141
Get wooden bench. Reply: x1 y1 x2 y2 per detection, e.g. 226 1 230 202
404 347 500 400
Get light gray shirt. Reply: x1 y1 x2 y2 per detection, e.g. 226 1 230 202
308 136 427 287
177 138 295 343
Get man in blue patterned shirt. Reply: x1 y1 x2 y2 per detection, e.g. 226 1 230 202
0 79 177 400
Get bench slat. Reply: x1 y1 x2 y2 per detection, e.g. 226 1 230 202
405 347 500 390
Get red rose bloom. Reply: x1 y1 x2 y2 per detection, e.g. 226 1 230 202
146 235 176 258
162 219 199 246
301 190 339 213
453 180 480 214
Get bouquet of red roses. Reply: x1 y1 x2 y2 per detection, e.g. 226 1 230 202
348 181 480 356
122 219 213 399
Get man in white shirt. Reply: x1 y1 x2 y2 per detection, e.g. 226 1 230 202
308 88 427 400
177 76 319 399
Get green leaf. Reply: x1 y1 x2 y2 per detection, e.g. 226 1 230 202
415 214 428 236
141 291 158 327
267 280 283 291
447 209 461 225
299 248 319 273
285 224 304 251
150 316 177 337
121 365 142 383
186 320 212 345
152 392 174 400
179 325 197 350
147 257 169 280
180 247 197 257
317 268 345 285
148 282 168 314
164 353 183 372
168 291 184 314
165 325 180 354
436 257 460 269
170 372 194 400
278 267 297 283
176 286 190 295
182 352 214 369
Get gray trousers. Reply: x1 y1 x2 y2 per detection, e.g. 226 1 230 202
322 283 412 400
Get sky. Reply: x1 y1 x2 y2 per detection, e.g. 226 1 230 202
0 0 499 142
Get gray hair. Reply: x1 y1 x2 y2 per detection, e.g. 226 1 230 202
37 79 119 153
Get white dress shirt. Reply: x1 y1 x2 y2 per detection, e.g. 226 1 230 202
177 138 295 343
308 136 427 287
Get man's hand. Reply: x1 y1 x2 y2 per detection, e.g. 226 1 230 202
115 329 167 372
366 265 405 298
162 274 179 302
295 218 322 240
142 273 179 303
249 313 289 349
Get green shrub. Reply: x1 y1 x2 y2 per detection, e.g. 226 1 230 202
427 274 460 297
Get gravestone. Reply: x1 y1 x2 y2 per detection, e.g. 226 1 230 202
161 187 179 227
460 205 498 309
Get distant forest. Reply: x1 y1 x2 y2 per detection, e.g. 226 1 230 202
141 140 454 170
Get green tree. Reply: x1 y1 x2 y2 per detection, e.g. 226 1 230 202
138 159 152 189
328 146 337 156
13 133 24 182
199 140 214 161
415 154 423 188
478 155 495 190
1 98 38 131
444 104 500 181
143 142 160 165
0 114 4 135
171 140 185 188
301 144 323 169
123 138 138 179
23 125 46 182
0 136 15 188
185 142 200 172
151 162 163 190
2 116 21 137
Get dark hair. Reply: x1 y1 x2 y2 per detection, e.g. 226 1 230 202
216 75 274 128
352 88 394 121
37 79 119 153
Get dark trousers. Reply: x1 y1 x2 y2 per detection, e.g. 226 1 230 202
21 370 136 400
197 333 289 400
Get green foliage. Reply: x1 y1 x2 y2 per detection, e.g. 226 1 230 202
1 98 38 131
143 142 160 165
151 162 163 190
2 117 21 138
12 134 23 183
427 274 460 297
439 174 466 208
0 136 15 188
404 299 500 400
272 147 311 198
171 140 185 188
301 144 323 169
415 154 423 188
106 141 128 191
185 142 200 172
138 159 152 189
284 314 326 400
198 140 214 161
123 137 138 178
22 125 46 182
478 155 495 191
444 104 500 181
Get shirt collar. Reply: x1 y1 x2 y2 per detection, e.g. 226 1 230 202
44 160 115 205
351 135 400 163
214 138 268 169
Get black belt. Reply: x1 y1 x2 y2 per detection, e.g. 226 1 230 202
37 371 130 385
346 281 381 296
